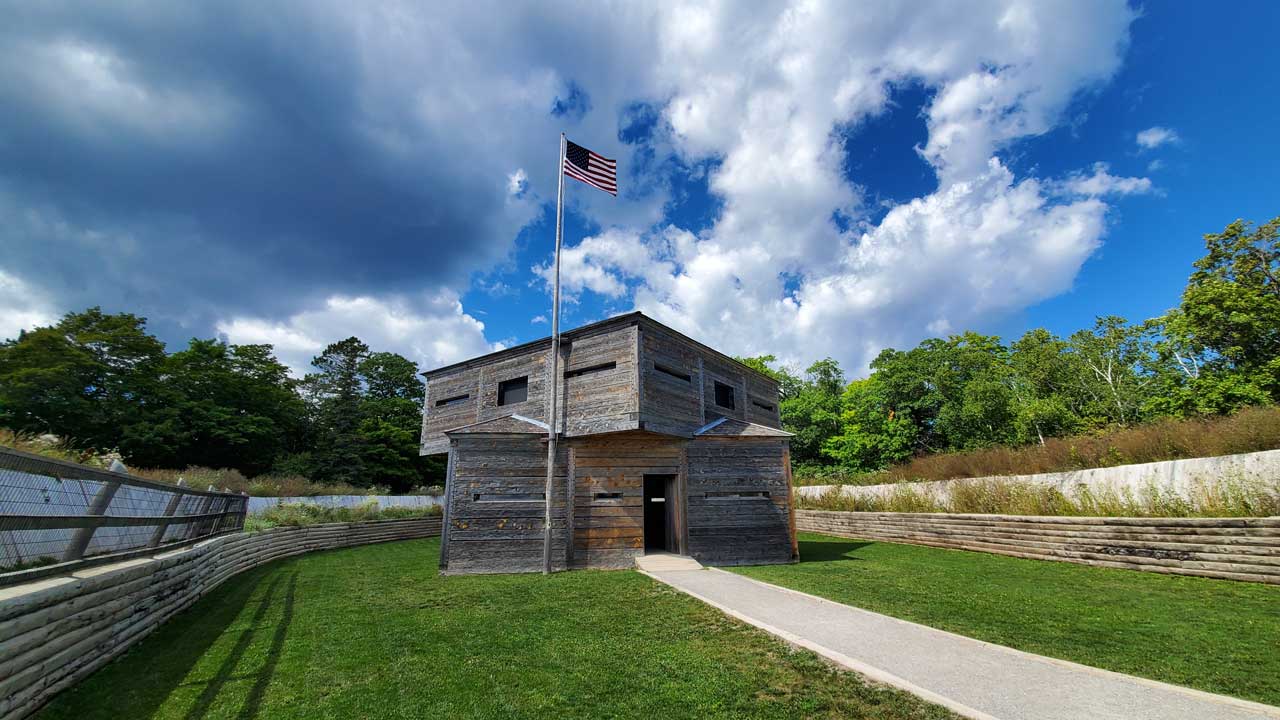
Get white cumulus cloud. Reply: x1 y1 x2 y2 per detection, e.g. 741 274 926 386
0 269 58 341
533 0 1144 374
1136 126 1179 151
1055 163 1154 197
216 291 496 377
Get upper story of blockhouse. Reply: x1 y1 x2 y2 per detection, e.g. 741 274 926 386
419 312 783 454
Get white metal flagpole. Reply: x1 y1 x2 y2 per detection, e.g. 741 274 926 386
543 133 566 574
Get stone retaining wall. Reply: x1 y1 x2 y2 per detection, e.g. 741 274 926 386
796 510 1280 584
794 448 1280 504
0 517 442 720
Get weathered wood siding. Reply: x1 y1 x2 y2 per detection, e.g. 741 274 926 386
744 372 782 427
637 322 782 435
421 344 551 454
685 437 794 566
637 323 703 435
561 324 639 436
442 435 569 574
568 433 682 569
422 324 642 454
420 364 483 454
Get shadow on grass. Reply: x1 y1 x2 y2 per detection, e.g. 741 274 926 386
796 538 872 563
237 570 298 719
181 570 299 720
36 565 287 720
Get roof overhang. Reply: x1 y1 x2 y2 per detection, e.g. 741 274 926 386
694 417 793 438
444 414 551 435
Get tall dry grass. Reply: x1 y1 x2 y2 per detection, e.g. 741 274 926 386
0 429 122 467
795 405 1280 487
131 467 397 497
798 474 1280 518
242 500 442 532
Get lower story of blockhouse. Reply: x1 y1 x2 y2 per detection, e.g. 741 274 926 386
437 424 797 574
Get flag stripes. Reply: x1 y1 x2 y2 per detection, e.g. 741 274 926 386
563 139 617 195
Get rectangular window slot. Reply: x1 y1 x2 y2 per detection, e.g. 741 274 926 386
594 491 623 500
654 363 692 383
497 376 529 406
434 393 470 407
474 492 545 502
751 399 775 412
714 381 736 410
705 491 770 499
565 361 617 378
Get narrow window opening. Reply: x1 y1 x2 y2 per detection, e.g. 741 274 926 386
594 491 623 500
714 381 736 410
474 492 545 502
654 363 692 383
497 376 529 405
565 361 617 378
705 490 771 499
434 393 470 407
751 398 775 412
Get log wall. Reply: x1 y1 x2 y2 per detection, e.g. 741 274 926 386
568 434 682 569
686 438 795 566
637 322 782 435
0 517 442 720
796 510 1280 584
443 435 570 574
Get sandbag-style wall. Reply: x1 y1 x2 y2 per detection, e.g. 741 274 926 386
796 510 1280 585
0 517 442 720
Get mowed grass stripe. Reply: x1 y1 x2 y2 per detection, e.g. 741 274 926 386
731 532 1280 707
36 538 953 720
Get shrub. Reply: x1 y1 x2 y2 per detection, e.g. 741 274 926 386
798 474 1280 518
131 466 399 497
0 428 123 467
805 406 1280 486
243 500 442 532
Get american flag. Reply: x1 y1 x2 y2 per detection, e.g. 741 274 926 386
563 140 617 196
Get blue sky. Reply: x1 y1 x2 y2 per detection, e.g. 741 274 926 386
2 2 1277 377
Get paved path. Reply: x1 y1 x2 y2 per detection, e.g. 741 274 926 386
641 566 1280 720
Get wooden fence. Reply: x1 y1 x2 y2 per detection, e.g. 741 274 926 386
0 447 247 584
796 510 1280 585
0 516 442 720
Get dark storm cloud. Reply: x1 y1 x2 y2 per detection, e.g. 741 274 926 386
0 2 538 336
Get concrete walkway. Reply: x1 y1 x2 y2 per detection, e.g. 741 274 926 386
640 566 1280 720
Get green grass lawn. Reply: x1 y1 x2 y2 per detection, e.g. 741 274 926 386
732 533 1280 706
38 538 952 720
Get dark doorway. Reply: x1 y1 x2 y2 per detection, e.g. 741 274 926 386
643 474 677 552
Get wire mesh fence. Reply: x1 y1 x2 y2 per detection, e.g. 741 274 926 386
0 446 247 583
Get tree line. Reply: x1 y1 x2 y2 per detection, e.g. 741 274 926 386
1 215 1275 484
0 314 443 491
740 216 1280 472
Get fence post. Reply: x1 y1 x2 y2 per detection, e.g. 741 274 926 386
147 479 185 548
184 488 217 540
62 478 122 562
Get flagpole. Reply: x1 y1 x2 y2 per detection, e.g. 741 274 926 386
543 133 566 574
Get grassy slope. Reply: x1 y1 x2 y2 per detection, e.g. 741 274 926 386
794 405 1280 486
37 538 951 720
733 533 1280 706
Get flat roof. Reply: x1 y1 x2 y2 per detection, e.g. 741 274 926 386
422 311 780 386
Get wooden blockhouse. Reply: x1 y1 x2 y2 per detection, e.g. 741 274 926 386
420 312 797 574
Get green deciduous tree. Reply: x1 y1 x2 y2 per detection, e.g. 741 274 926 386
119 339 306 475
780 358 845 466
822 377 916 471
1145 217 1280 416
0 308 165 448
